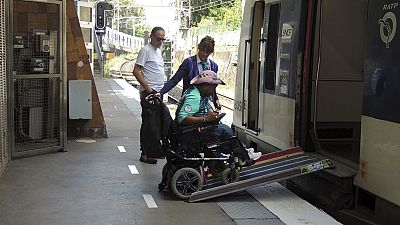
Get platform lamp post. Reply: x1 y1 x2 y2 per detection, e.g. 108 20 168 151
95 1 114 78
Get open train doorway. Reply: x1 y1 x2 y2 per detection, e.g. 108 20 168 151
242 1 264 132
308 0 367 167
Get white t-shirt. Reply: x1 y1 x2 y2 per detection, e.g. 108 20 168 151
135 43 165 92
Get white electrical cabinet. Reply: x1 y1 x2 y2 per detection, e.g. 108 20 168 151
69 80 92 119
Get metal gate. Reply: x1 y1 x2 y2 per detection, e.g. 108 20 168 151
11 0 65 157
0 0 8 172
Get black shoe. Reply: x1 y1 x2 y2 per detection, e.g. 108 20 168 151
140 155 157 164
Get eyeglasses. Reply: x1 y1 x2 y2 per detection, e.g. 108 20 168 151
154 36 166 42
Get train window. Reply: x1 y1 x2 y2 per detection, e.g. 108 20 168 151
264 3 280 91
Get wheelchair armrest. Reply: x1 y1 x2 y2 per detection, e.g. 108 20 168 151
177 124 202 133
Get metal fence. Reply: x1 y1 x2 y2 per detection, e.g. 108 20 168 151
11 0 63 157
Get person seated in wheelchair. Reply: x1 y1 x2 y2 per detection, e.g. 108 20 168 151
175 70 261 163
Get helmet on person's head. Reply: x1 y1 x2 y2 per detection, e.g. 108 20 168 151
190 70 225 85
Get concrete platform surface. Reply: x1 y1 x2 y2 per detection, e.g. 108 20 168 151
0 79 279 225
0 78 341 225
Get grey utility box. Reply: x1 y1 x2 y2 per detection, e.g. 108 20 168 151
68 80 92 119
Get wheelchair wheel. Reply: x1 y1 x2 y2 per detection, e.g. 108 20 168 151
221 168 240 184
171 167 203 200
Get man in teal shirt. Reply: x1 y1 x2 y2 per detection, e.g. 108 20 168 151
176 70 261 161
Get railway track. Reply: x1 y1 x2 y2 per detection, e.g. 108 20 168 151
115 73 234 111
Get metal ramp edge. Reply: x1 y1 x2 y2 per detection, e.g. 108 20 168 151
189 149 334 203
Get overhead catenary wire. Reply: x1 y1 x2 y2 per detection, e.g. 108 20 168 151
191 0 235 13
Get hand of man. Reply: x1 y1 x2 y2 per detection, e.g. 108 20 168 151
205 111 219 122
214 100 222 112
146 86 154 93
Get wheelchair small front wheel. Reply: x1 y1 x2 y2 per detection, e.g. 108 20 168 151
171 167 203 200
221 168 240 184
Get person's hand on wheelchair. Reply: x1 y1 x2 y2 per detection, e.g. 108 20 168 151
145 92 162 105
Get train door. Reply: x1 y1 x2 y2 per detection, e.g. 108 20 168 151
308 0 367 166
234 0 306 151
242 1 265 133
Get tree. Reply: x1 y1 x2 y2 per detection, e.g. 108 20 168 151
193 0 242 32
190 0 211 27
108 0 147 37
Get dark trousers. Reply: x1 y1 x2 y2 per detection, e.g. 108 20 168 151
180 123 245 155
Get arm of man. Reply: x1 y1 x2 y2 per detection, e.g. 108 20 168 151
181 111 218 126
214 99 221 111
211 61 220 105
159 59 189 95
133 64 153 93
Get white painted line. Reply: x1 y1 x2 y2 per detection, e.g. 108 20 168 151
143 194 158 208
128 165 139 174
114 78 141 102
248 183 342 225
117 145 126 153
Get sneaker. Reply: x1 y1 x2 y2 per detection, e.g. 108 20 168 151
140 154 157 164
246 148 261 161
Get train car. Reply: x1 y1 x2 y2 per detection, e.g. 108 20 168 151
232 0 400 224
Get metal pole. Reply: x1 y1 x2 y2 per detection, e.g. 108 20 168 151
117 0 120 33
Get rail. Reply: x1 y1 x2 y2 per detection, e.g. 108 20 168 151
163 84 234 111
114 71 235 111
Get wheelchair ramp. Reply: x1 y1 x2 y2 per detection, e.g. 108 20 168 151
189 147 334 202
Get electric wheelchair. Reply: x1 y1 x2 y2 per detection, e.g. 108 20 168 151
145 94 253 200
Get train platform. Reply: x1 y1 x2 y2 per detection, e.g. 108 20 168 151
0 78 341 225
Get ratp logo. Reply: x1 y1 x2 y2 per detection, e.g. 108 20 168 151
379 12 397 48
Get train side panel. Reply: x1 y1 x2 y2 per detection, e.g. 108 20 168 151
355 0 400 206
234 0 400 223
356 117 400 206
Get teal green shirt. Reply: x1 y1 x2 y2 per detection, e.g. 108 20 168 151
177 86 210 124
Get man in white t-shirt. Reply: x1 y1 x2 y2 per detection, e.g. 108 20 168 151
133 26 166 164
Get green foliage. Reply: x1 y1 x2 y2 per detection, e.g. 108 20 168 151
191 0 242 33
108 0 146 36
190 0 211 27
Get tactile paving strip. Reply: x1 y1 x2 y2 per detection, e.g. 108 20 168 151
235 218 286 225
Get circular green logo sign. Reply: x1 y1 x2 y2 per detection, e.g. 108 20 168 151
379 12 397 48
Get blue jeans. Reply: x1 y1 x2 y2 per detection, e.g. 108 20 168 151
198 124 244 155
